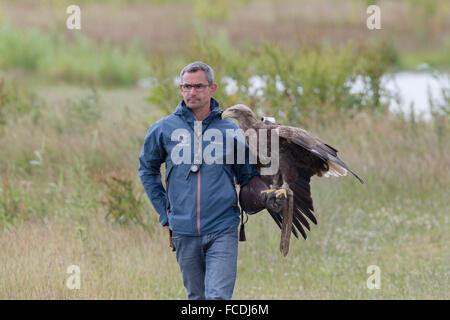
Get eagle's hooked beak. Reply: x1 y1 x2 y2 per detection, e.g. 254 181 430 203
221 109 233 119
222 108 240 125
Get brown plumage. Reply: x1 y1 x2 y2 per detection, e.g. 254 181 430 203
222 104 363 256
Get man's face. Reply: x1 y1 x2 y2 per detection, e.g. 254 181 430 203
180 71 217 110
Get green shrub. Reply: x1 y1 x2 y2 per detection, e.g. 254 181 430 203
0 76 42 128
0 23 52 71
96 170 149 229
147 30 394 125
0 23 150 86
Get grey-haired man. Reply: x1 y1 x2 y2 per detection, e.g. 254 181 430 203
139 61 281 299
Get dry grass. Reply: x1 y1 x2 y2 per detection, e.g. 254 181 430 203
0 214 183 299
1 0 449 54
0 82 448 299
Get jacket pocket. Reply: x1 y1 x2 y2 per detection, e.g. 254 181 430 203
222 165 235 185
222 165 238 205
165 162 174 213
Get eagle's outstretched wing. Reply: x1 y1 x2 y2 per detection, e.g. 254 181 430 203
278 125 364 184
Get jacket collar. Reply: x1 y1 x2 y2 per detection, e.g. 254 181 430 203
174 98 222 125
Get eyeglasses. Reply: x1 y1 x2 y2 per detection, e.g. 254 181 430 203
180 83 210 92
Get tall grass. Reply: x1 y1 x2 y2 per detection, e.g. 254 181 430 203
0 74 448 298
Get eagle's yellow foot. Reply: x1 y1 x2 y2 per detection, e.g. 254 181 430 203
275 188 287 199
260 188 276 195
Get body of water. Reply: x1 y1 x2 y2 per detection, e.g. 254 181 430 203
375 71 448 120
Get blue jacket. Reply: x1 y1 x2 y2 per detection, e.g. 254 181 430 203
138 98 259 236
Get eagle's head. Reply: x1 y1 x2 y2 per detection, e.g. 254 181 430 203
221 104 258 130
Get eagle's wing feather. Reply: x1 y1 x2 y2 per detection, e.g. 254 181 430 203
278 126 364 183
266 207 300 239
264 167 316 240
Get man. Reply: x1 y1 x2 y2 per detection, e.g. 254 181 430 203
138 61 281 300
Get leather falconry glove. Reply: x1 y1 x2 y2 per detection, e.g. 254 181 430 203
237 175 285 241
239 176 285 215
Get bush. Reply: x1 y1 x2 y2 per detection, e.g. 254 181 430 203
0 23 52 71
0 23 150 86
147 30 394 126
0 76 42 128
96 169 149 229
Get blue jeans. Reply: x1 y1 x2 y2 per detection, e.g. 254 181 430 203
171 225 239 300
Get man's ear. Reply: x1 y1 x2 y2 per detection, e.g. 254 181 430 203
209 83 218 95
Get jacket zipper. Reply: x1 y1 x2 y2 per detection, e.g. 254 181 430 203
197 169 201 235
196 125 202 236
182 114 215 236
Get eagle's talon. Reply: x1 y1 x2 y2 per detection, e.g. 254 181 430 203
275 188 287 199
260 188 276 195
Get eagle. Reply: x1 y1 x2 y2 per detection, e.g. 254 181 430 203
222 104 363 256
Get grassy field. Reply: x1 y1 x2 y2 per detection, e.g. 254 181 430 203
0 81 448 299
2 0 450 53
0 0 448 300
1 0 450 69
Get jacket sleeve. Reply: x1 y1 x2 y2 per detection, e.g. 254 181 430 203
231 129 260 188
138 122 169 227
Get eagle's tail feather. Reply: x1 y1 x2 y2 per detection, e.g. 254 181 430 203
326 157 364 184
324 161 348 177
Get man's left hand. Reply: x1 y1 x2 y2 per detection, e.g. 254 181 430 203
164 224 175 252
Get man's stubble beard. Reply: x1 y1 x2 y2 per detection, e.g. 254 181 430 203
186 97 208 111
